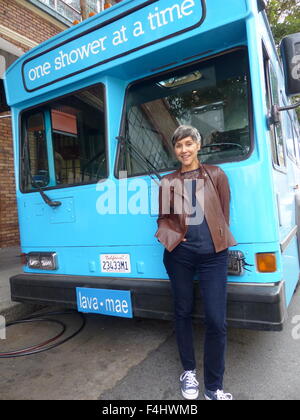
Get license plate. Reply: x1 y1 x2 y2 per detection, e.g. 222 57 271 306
100 254 131 273
76 287 133 318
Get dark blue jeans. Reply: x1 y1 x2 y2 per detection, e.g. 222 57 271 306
163 245 229 391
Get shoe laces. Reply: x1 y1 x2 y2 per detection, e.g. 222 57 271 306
180 370 199 388
216 389 233 400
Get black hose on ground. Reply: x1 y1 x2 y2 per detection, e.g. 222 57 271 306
0 310 86 358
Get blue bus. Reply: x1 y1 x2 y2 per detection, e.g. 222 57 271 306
5 0 300 330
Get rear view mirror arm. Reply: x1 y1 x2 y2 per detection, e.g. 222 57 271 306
268 101 300 126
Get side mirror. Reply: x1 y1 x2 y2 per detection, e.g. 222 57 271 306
280 32 300 96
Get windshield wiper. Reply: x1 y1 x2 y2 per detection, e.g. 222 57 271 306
117 119 161 184
31 179 62 207
117 135 162 184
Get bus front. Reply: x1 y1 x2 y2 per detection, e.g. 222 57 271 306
5 0 298 330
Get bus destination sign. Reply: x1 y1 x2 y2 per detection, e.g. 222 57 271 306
22 0 205 91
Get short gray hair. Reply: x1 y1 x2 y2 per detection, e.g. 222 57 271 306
171 125 202 146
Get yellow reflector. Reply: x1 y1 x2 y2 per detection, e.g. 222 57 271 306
256 253 277 273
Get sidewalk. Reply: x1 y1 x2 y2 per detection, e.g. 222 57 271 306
0 246 41 323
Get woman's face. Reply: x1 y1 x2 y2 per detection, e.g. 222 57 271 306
174 136 201 169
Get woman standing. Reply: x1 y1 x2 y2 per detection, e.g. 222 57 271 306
155 125 237 400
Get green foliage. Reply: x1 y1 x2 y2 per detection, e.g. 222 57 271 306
266 0 300 44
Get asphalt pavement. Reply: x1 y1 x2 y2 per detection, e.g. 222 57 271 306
0 287 300 400
1 246 300 400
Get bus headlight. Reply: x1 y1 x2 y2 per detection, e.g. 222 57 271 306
227 251 245 276
27 252 58 270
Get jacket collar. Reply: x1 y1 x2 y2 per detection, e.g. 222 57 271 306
172 161 207 182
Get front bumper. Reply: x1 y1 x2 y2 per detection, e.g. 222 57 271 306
10 274 287 331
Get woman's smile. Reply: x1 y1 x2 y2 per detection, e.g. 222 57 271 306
174 136 201 171
182 154 191 161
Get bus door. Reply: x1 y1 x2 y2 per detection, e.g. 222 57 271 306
264 54 300 304
19 84 108 251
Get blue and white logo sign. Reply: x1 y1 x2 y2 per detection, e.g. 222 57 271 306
76 287 133 318
23 0 205 91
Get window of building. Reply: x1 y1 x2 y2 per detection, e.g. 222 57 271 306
0 47 22 112
28 0 82 24
0 80 9 113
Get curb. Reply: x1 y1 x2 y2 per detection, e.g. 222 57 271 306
0 301 45 324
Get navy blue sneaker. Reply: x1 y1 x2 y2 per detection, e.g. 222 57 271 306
180 370 199 400
204 389 233 400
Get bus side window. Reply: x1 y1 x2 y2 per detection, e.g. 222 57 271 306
263 49 286 168
21 112 49 190
269 63 286 168
294 114 300 166
283 99 298 164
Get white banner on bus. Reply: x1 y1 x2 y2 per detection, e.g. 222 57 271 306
22 0 205 91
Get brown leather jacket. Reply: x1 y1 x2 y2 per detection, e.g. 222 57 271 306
155 162 237 253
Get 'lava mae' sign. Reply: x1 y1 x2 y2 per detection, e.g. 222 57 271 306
22 0 205 91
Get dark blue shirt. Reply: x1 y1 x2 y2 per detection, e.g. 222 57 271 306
179 168 215 254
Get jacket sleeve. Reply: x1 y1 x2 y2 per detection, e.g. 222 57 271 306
216 167 231 226
155 179 183 251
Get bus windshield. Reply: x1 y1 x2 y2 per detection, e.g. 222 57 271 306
117 49 252 177
21 84 106 192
